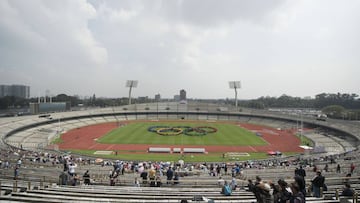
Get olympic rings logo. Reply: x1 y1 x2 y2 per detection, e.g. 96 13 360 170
148 126 217 136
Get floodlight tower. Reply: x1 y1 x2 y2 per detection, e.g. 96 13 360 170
126 80 138 105
229 81 241 109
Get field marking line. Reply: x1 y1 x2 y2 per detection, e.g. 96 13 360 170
249 146 257 152
88 143 100 150
105 144 115 150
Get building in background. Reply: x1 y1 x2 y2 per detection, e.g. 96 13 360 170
173 95 180 101
179 89 187 104
30 102 70 114
0 84 30 98
155 94 161 102
180 89 186 101
137 96 149 103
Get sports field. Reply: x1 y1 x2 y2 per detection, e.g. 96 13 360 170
55 120 303 162
97 122 267 146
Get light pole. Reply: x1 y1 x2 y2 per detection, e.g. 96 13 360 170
229 81 241 110
126 80 138 105
57 118 61 133
300 110 303 137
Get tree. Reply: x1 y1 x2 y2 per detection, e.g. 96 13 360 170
322 105 346 119
248 101 265 109
53 94 80 107
0 96 28 109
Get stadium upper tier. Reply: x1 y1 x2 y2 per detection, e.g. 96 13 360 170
1 102 359 152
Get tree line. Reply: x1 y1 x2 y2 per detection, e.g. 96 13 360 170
239 93 360 120
240 93 359 109
1 92 359 120
0 94 142 110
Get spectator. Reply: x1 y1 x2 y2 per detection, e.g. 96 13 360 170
71 173 80 186
149 167 156 181
297 165 306 178
340 183 354 197
221 181 232 196
324 164 329 172
312 165 317 173
255 176 262 185
14 166 19 180
68 162 77 176
253 176 271 203
140 170 148 184
121 164 125 175
216 165 221 176
83 170 90 185
246 179 255 192
231 177 237 190
271 181 281 203
16 158 22 167
155 175 162 187
311 171 325 198
336 164 341 173
253 176 263 202
257 181 272 202
59 169 68 185
350 163 355 174
289 182 305 203
209 164 215 176
149 178 156 187
63 161 68 172
5 160 10 169
166 167 173 184
330 157 336 164
134 177 140 187
277 179 291 203
235 165 241 176
294 174 306 196
218 176 225 187
343 173 352 184
173 172 179 185
110 175 115 186
294 167 299 176
231 167 235 177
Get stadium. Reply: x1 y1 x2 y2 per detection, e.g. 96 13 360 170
0 102 359 202
2 0 360 201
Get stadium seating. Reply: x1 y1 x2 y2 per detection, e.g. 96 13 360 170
0 103 359 202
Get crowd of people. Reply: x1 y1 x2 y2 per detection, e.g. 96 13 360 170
241 161 358 203
0 145 358 203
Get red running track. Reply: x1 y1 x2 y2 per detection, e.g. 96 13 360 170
55 121 304 153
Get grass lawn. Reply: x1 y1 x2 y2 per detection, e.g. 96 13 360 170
51 136 63 144
297 133 314 147
96 122 267 146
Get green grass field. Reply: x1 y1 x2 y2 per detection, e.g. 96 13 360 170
97 122 267 146
297 133 314 147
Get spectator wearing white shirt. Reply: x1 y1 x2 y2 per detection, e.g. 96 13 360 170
68 162 77 176
17 159 22 167
218 177 225 187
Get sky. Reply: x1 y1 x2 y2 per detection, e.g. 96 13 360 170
0 0 359 100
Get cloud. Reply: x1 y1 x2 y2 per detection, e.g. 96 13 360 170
0 0 359 99
0 0 107 70
158 0 285 27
